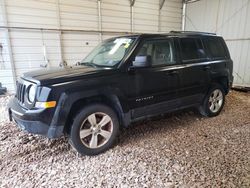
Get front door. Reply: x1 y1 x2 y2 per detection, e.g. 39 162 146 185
127 38 181 119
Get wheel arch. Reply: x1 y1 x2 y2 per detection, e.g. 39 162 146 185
63 93 128 134
211 76 230 94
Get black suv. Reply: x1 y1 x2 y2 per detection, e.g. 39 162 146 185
8 31 233 155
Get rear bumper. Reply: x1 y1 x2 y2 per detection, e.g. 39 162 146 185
8 98 64 138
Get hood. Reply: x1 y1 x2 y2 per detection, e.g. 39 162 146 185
21 66 114 85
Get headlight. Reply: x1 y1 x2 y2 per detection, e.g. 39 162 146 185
28 85 36 103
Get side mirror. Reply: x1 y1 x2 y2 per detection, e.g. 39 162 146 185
132 55 151 68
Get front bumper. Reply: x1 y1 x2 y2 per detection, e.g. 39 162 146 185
8 98 64 138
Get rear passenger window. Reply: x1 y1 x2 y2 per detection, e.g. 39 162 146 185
204 38 227 59
180 38 206 62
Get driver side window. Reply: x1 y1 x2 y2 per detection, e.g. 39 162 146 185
136 39 175 66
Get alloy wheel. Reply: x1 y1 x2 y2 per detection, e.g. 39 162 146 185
79 112 113 149
209 89 223 113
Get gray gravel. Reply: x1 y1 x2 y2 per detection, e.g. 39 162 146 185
0 91 250 187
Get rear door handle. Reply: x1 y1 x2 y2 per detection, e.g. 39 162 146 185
203 65 210 70
166 70 179 75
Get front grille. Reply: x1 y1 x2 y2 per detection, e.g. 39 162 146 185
16 81 26 103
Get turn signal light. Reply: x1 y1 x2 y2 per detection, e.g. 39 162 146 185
35 101 57 109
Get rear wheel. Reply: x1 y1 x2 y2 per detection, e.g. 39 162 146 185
69 104 119 155
199 84 225 117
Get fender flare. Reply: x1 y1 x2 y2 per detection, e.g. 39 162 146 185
51 88 131 131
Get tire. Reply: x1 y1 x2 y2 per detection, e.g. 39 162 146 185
69 104 120 155
199 84 225 117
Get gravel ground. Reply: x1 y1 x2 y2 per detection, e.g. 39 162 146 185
0 91 249 187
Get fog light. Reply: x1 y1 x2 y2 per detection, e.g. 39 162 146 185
35 101 56 109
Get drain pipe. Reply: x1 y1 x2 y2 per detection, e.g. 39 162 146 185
98 0 102 42
182 0 187 31
1 0 17 89
130 0 136 32
182 0 201 30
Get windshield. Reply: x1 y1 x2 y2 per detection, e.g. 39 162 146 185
81 37 135 67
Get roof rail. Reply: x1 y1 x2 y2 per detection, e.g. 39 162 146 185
170 30 216 35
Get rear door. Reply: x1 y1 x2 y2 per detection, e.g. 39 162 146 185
177 37 211 106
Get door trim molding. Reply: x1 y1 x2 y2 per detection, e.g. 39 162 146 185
160 60 226 72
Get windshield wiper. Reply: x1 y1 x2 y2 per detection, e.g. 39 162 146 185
79 62 97 67
78 61 113 68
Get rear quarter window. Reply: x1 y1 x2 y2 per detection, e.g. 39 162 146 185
203 37 228 59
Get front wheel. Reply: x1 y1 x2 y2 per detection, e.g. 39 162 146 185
199 84 225 117
69 104 119 155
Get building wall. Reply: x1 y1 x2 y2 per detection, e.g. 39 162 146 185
185 0 250 87
0 0 182 92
